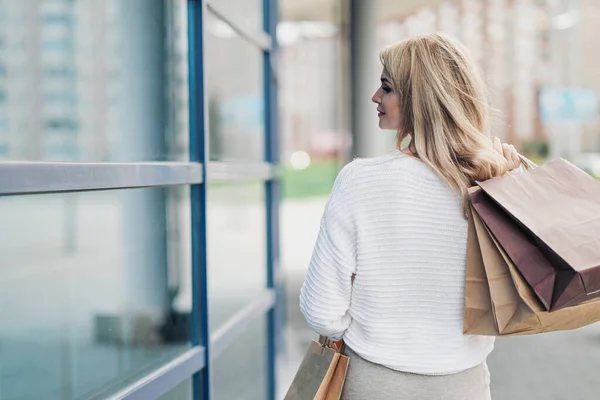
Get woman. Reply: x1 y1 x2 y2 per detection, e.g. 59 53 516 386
299 33 521 399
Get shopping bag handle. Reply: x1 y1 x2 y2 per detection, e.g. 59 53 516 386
319 335 346 353
517 154 538 171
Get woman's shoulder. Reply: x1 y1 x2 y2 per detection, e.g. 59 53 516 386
329 152 411 200
336 151 399 180
339 150 439 183
349 150 401 168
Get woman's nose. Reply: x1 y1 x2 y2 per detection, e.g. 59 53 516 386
372 90 380 104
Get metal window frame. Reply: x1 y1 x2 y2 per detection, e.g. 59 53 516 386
188 1 212 399
0 159 280 195
205 1 271 51
207 161 275 182
0 162 203 195
263 1 280 400
106 347 207 400
191 0 280 397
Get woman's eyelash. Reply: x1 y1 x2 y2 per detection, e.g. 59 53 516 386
382 86 391 93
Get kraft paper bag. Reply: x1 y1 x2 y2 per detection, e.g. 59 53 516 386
469 187 557 312
463 204 498 335
325 353 349 400
284 340 349 400
464 189 600 336
464 193 540 336
476 158 600 311
465 202 543 336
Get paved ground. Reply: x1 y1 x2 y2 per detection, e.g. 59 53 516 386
277 198 600 400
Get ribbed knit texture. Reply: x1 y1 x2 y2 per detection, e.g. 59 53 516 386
300 150 495 375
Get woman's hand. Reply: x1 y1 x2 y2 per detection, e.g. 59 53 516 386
492 137 520 171
319 335 342 350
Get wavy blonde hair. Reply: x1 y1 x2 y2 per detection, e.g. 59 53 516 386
379 33 508 215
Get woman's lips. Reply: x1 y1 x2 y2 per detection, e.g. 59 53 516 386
378 111 385 117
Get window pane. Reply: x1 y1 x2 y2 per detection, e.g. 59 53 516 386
278 3 351 198
205 10 265 162
208 0 263 33
0 0 189 162
207 182 266 331
0 186 193 399
212 315 267 400
158 377 193 400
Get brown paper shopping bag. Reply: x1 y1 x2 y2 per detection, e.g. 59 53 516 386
464 199 544 336
284 339 349 400
464 188 600 336
469 186 557 312
476 158 600 311
463 205 498 335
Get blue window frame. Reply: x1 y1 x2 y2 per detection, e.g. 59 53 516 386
0 0 279 399
187 0 280 398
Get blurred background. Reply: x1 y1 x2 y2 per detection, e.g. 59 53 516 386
278 2 600 400
0 0 599 399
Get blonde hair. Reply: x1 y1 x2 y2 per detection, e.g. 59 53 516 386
379 33 508 215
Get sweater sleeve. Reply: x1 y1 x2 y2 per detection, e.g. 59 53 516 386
299 162 357 340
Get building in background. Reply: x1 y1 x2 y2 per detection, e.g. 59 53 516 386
0 0 191 162
276 0 598 167
0 0 117 161
376 0 598 160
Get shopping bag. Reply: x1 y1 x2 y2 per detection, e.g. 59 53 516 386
463 204 498 335
469 185 558 312
464 188 600 336
475 158 600 311
283 338 349 400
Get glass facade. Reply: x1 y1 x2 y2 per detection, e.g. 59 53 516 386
159 378 194 400
0 0 190 163
212 315 268 400
0 0 279 399
0 187 192 399
205 9 266 161
207 182 267 330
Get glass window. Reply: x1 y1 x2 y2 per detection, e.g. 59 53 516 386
208 0 263 32
0 0 189 162
277 1 351 199
205 10 265 162
212 315 267 400
0 186 193 400
158 377 193 400
207 182 267 331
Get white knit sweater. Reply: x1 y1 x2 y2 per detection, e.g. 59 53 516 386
299 150 495 375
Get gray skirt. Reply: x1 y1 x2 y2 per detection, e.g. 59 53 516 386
341 347 491 400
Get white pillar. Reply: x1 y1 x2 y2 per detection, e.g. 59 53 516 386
116 0 168 331
349 0 390 158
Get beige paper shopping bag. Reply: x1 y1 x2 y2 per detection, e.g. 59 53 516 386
476 158 600 311
464 188 600 336
463 206 498 335
284 339 349 400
